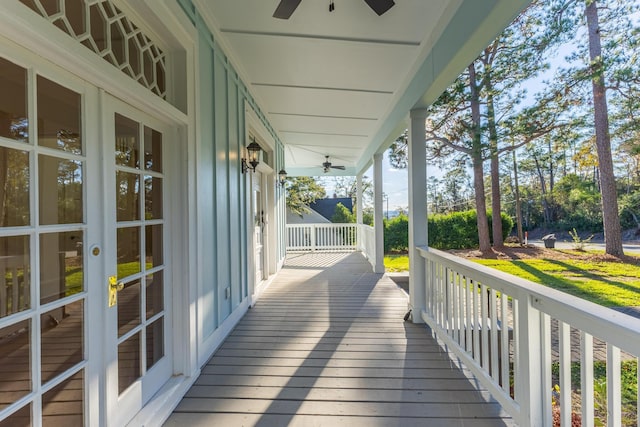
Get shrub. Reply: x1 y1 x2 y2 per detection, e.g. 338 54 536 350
382 210 513 252
428 210 513 249
384 214 409 253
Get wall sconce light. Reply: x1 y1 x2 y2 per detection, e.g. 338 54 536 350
242 138 262 173
278 169 288 187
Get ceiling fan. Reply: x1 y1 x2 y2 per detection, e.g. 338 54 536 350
322 156 346 173
273 0 395 19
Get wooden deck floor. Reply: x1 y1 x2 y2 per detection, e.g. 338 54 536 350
165 252 514 427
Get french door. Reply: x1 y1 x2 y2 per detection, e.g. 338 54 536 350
252 174 265 287
0 53 99 427
102 95 173 427
0 52 173 426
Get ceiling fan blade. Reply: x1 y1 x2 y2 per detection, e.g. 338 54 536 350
273 0 303 19
331 165 346 170
363 0 395 16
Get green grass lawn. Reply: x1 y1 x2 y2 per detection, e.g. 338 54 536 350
476 257 640 307
384 255 409 272
384 252 640 307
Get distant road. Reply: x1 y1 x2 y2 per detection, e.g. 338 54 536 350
529 239 640 255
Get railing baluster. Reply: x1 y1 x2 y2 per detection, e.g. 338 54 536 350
580 331 594 427
490 288 498 381
512 299 520 402
449 270 455 338
435 262 441 326
516 297 544 427
481 284 489 370
473 279 480 363
424 259 435 317
541 313 552 427
439 263 445 328
500 293 509 391
446 268 452 337
607 344 621 427
453 272 463 345
465 276 472 353
559 321 571 426
441 264 446 329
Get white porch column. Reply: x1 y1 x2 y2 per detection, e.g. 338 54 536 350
373 153 384 273
408 109 428 323
356 173 364 252
356 173 363 225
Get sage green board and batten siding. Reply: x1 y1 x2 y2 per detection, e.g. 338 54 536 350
182 2 286 341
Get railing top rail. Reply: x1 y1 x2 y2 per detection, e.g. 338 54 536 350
417 245 640 356
286 223 357 228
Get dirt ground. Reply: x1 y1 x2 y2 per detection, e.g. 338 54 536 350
450 244 640 265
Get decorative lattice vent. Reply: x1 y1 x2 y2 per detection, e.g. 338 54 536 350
20 0 166 98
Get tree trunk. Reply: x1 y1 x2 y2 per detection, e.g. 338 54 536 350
513 148 524 244
487 85 504 248
585 0 624 256
469 63 491 252
533 155 553 225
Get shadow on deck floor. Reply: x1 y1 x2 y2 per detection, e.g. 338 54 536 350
164 252 514 427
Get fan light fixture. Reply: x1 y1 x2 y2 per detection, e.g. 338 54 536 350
242 138 262 173
278 169 288 187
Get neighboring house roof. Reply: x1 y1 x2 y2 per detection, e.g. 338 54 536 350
286 207 331 224
310 197 353 221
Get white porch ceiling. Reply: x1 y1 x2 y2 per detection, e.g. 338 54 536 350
198 0 530 176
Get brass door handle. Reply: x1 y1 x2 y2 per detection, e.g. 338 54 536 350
110 281 124 291
108 276 124 307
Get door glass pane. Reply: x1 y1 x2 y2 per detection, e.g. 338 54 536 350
42 369 83 426
118 332 140 394
146 319 163 370
115 113 139 168
117 227 140 278
38 155 83 225
145 225 162 268
0 403 31 427
39 231 83 304
145 272 163 318
0 319 31 410
143 126 162 172
40 301 83 384
0 57 28 142
0 147 30 227
37 76 81 154
143 176 162 220
116 171 139 221
118 279 140 337
0 235 30 319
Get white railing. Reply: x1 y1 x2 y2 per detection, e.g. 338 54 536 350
358 224 376 262
286 224 357 252
416 246 640 427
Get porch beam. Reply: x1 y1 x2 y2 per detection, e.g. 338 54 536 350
373 153 385 273
408 109 428 323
